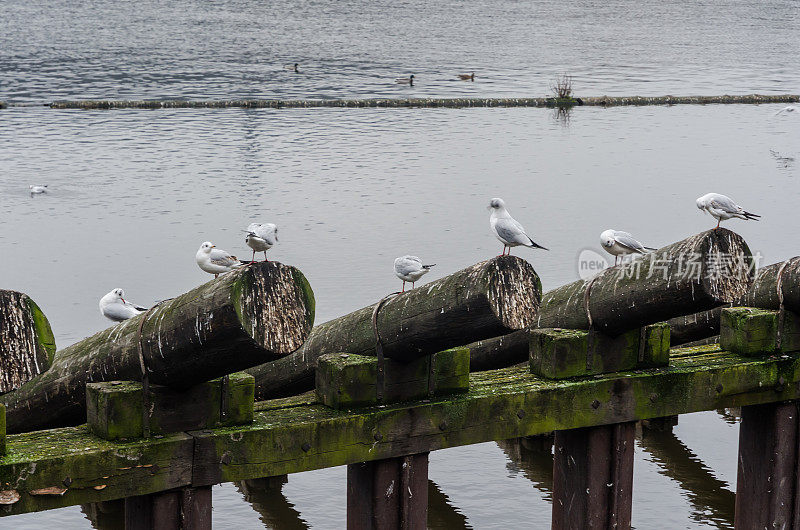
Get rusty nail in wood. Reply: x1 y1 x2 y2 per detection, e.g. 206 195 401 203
62 477 72 487
591 399 601 409
373 433 383 441
715 383 724 393
649 394 658 403
516 409 526 419
301 442 312 452
220 452 232 465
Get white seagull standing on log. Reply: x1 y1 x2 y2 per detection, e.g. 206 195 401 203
99 288 148 322
696 193 760 230
600 229 655 265
196 241 243 278
488 198 548 256
394 256 435 292
244 223 278 263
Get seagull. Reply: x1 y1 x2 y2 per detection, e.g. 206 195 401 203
457 72 475 81
99 288 148 322
245 223 278 263
775 105 797 116
488 198 548 256
395 75 415 86
196 241 243 278
285 63 299 73
696 193 760 230
394 256 435 292
600 229 655 265
29 185 47 196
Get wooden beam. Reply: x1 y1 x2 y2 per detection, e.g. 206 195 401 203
734 401 800 529
347 453 429 530
552 422 635 529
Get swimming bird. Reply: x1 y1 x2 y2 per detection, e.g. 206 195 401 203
196 241 242 278
29 185 47 196
394 256 435 292
775 105 796 116
245 223 278 263
489 198 548 256
395 75 415 86
285 63 299 73
600 229 655 265
696 193 760 230
99 288 148 322
457 72 475 81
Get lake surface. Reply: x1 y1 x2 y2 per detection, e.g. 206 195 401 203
2 0 800 528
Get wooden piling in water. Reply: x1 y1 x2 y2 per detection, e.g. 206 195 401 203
124 486 212 529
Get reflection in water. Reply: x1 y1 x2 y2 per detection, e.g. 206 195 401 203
496 435 554 498
639 427 735 528
427 480 471 529
717 408 741 425
80 500 124 530
236 476 309 530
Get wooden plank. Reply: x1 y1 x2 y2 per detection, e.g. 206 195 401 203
181 486 212 529
552 422 634 529
151 490 181 530
124 494 152 529
734 401 799 529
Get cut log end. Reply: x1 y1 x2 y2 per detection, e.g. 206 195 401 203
698 228 754 303
234 262 315 356
0 291 55 394
485 256 542 330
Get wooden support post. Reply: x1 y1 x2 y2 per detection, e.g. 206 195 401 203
720 307 800 356
347 453 429 530
552 422 635 529
530 323 669 379
734 401 800 529
124 486 211 530
0 403 5 456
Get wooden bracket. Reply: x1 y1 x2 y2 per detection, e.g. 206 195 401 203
315 347 470 409
529 323 670 379
86 372 255 441
720 307 800 356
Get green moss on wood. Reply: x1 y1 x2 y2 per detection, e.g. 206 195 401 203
25 298 56 365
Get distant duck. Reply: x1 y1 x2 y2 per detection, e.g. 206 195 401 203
285 63 299 73
99 288 148 322
196 241 243 278
395 75 415 86
29 185 47 196
244 223 278 263
394 255 435 292
457 72 475 81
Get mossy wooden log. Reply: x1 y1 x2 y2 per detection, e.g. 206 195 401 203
86 373 254 440
2 262 313 434
463 330 529 372
0 290 56 394
537 229 753 336
720 307 800 356
741 257 800 311
667 308 722 346
249 256 540 399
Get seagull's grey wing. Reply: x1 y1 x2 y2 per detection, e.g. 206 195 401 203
210 248 239 267
708 194 742 214
125 301 148 312
103 304 133 322
495 218 533 245
255 224 278 245
613 232 646 253
395 256 423 275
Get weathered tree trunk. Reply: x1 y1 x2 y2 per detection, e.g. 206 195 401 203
3 262 314 433
667 308 722 346
741 257 800 311
0 290 56 394
537 229 753 335
249 256 541 399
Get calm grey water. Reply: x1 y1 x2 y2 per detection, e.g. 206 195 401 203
2 0 800 528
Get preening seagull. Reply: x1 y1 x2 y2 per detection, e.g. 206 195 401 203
775 105 797 116
196 241 243 278
99 288 147 322
488 198 548 256
394 255 435 292
600 229 655 265
696 193 760 230
245 223 278 263
29 185 47 196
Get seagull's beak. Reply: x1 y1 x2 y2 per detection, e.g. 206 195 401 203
211 245 216 248
121 298 126 304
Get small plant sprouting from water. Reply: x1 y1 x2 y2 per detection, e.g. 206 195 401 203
550 74 573 99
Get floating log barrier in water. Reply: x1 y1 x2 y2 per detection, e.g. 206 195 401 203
39 93 800 110
2 262 314 433
0 290 56 395
537 229 753 335
248 255 541 399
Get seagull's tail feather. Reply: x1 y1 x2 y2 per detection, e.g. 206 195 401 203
525 236 548 250
643 246 657 251
744 211 761 220
133 305 149 312
422 264 436 269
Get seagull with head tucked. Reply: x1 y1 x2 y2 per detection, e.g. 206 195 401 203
600 229 655 265
394 256 435 292
99 288 148 322
196 241 242 278
245 223 278 263
696 193 760 230
488 198 548 256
